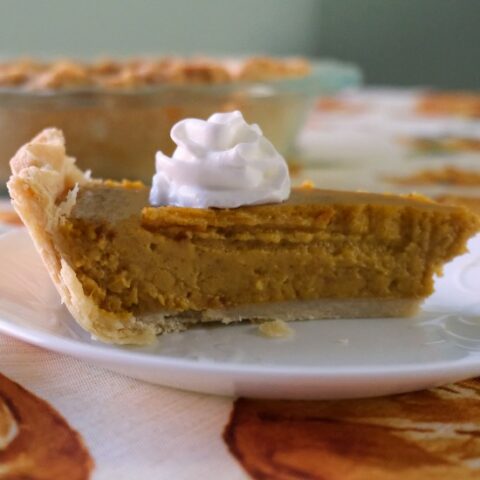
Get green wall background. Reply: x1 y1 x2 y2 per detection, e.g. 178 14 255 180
0 0 477 89
0 0 322 56
319 0 480 89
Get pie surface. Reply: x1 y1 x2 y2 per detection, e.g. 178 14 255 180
0 56 311 90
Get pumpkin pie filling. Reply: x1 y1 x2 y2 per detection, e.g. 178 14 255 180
53 182 478 318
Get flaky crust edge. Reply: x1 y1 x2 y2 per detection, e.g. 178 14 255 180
7 128 158 344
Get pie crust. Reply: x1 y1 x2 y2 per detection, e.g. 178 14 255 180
0 56 311 90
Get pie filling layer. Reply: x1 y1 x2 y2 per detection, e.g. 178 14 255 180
53 183 478 318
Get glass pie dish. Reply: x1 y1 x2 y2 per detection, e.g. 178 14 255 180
0 59 361 188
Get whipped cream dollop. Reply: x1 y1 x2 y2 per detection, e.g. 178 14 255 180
149 111 291 208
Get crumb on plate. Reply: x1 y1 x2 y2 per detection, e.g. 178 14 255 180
258 319 294 338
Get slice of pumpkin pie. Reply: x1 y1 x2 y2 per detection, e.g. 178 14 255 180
7 115 480 345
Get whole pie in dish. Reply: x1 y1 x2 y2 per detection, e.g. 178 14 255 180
0 56 319 186
8 129 480 344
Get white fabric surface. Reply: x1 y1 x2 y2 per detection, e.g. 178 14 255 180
0 334 246 479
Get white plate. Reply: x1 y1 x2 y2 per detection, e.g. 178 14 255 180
0 229 480 399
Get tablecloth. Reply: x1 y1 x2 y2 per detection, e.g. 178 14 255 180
1 333 245 479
